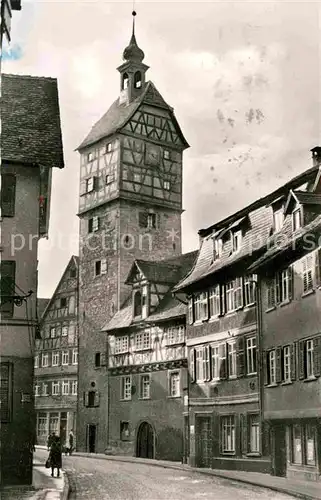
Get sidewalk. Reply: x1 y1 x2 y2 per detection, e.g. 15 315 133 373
37 446 321 500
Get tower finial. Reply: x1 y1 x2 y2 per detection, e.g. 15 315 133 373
122 7 145 63
132 9 137 37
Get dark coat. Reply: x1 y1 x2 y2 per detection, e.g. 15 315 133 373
49 437 62 468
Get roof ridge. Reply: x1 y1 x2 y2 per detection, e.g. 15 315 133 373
3 73 57 81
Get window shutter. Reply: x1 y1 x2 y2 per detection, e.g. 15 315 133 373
212 414 220 456
263 351 269 385
93 176 99 190
0 261 16 317
262 421 271 456
313 337 321 377
83 391 89 407
298 340 305 380
1 174 16 217
240 277 244 308
240 413 248 455
220 284 225 316
203 345 211 381
275 347 282 383
315 249 321 288
189 348 196 383
219 343 227 379
288 267 294 301
80 180 86 196
290 343 296 381
236 336 245 377
275 274 281 304
267 278 275 309
139 212 148 228
100 352 107 367
94 391 100 407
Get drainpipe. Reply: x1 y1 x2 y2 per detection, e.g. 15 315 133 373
255 275 265 456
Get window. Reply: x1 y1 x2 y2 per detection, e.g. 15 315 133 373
71 380 78 395
134 291 142 317
267 277 276 309
209 286 220 317
87 153 94 163
62 381 69 395
120 421 130 441
0 363 12 422
267 268 292 308
37 413 48 437
213 238 223 260
188 297 194 325
226 278 242 313
95 352 101 367
120 376 132 400
306 339 314 378
194 292 208 321
166 325 185 345
62 351 69 366
232 230 242 253
52 352 59 367
290 423 317 466
292 424 302 464
49 412 59 434
273 208 284 233
50 327 56 339
164 180 170 190
1 174 16 217
280 268 291 302
115 335 129 354
244 275 256 306
95 259 107 277
293 207 302 231
139 211 157 229
246 337 257 374
267 350 276 385
282 345 291 383
134 172 141 183
34 355 39 369
105 173 114 185
227 342 236 378
122 72 129 90
85 177 95 192
0 260 16 318
169 371 180 397
60 297 67 308
88 391 96 407
106 142 112 153
139 374 150 399
163 150 170 160
88 216 99 233
221 416 235 453
136 331 150 351
211 345 220 380
42 353 49 367
34 384 40 397
62 326 68 337
43 383 49 396
134 71 142 88
249 414 260 453
70 268 77 278
302 254 314 293
52 381 60 395
72 349 78 365
306 423 316 466
195 347 204 382
147 213 156 229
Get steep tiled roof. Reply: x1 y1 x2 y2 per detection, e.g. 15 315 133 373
147 294 186 322
77 81 188 150
37 298 50 320
2 74 64 169
294 191 321 205
102 301 133 332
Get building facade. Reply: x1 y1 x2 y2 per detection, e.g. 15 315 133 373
250 147 321 482
0 74 64 486
175 153 321 473
103 252 196 460
34 256 79 447
76 17 189 453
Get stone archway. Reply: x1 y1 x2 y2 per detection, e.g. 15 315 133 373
136 421 154 459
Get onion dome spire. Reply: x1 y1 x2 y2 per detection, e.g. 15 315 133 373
122 11 145 63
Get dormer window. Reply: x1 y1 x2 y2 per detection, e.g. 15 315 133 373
87 152 94 162
134 290 142 317
213 238 223 261
273 207 284 233
122 73 129 90
134 71 142 89
164 150 170 160
293 207 302 232
106 143 112 154
232 230 242 253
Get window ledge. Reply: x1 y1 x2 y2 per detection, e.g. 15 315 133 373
302 289 315 298
280 299 291 308
246 372 257 377
265 306 276 314
166 341 185 347
114 352 130 356
243 303 256 310
228 375 237 380
134 348 152 353
225 311 237 317
209 316 220 323
221 452 236 456
138 397 151 401
167 395 181 399
281 380 292 386
267 383 278 388
246 452 261 457
120 398 132 402
304 376 317 382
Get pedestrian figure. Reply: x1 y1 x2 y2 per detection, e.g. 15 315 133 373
68 429 74 456
49 434 62 478
47 432 55 451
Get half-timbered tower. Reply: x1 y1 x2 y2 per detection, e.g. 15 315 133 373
102 251 197 460
34 256 79 447
76 14 189 453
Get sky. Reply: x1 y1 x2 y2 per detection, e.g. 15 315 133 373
5 0 321 298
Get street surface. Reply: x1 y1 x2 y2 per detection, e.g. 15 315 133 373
34 449 296 500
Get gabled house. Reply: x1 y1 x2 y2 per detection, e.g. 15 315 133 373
174 149 321 473
101 251 197 461
34 256 79 447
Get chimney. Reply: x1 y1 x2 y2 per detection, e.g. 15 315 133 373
311 146 321 167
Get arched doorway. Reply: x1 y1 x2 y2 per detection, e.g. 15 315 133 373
136 422 154 459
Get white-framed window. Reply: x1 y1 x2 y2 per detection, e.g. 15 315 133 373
115 335 129 354
169 371 180 397
194 291 208 321
268 350 276 385
62 351 69 366
292 207 302 231
106 142 112 153
34 384 40 397
42 383 49 396
163 149 170 160
280 268 291 302
42 353 49 368
87 152 94 163
227 341 236 378
283 345 291 383
226 278 242 313
72 349 78 365
273 208 284 233
147 212 156 229
232 230 242 253
95 258 107 277
244 274 256 306
246 337 257 375
71 380 78 395
88 215 99 233
34 355 39 369
166 326 185 345
52 351 59 367
211 345 220 379
306 339 314 378
213 238 223 260
134 172 141 183
221 415 236 453
249 414 260 453
164 180 170 190
62 380 69 395
61 326 68 337
50 327 56 339
195 347 204 382
37 413 48 437
52 381 60 396
302 254 314 293
85 176 94 192
226 282 234 312
188 297 194 325
105 173 114 185
135 331 150 351
120 376 132 400
209 286 220 317
139 374 150 399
